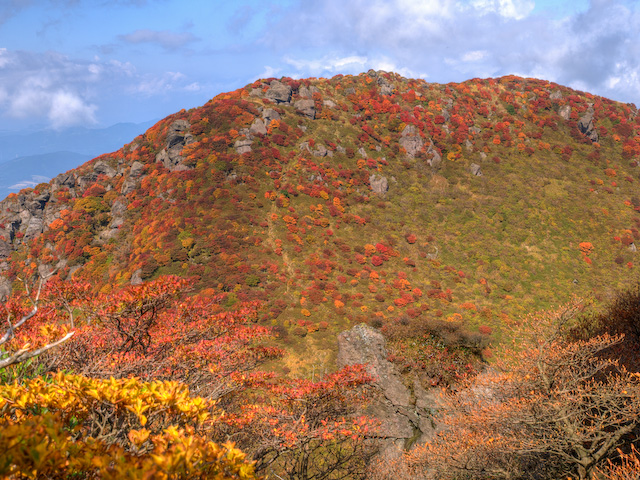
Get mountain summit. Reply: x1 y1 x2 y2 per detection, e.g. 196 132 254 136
1 70 639 373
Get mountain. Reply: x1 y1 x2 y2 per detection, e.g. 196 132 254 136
1 71 640 477
1 71 639 375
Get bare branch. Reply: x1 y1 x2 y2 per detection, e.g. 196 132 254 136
0 331 75 369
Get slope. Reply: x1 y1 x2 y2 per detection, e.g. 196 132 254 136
1 71 639 376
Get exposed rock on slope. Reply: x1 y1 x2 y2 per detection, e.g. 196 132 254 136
337 324 437 456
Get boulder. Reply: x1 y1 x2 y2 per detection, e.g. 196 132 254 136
0 276 11 301
578 106 599 142
298 85 320 98
130 269 143 285
262 108 281 127
469 163 483 176
559 105 571 121
337 324 436 456
93 161 117 178
121 161 145 195
23 216 44 242
155 120 195 171
399 124 424 157
234 137 253 155
249 118 267 136
426 142 442 169
295 99 316 119
377 76 395 96
265 80 292 104
369 174 389 196
53 172 76 189
0 239 11 259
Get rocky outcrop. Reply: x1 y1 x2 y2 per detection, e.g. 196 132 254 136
265 80 292 104
298 85 320 99
426 142 442 169
550 90 563 101
578 106 599 142
93 160 117 178
469 163 483 176
337 324 437 457
559 105 571 121
249 118 268 136
262 108 281 127
399 124 424 158
155 120 195 171
121 161 145 195
369 174 389 196
295 99 316 119
234 137 253 155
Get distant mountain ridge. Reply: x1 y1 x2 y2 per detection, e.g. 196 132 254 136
0 121 156 161
0 151 93 200
0 121 155 200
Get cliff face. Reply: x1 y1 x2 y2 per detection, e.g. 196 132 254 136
1 70 639 377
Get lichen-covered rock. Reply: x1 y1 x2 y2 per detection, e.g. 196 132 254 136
298 85 320 98
155 120 195 171
93 161 116 178
369 174 389 196
295 99 316 119
249 118 267 136
262 108 281 127
264 80 292 104
559 105 571 121
121 161 145 195
399 124 424 157
578 106 599 142
337 324 436 457
234 137 253 155
470 163 483 176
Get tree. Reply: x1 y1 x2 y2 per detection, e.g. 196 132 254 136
405 299 640 480
0 273 74 370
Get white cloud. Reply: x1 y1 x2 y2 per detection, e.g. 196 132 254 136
262 0 640 105
469 0 535 19
132 71 192 96
255 65 281 80
48 91 97 129
462 50 488 62
118 29 200 51
281 53 427 81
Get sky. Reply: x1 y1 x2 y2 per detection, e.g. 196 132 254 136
0 0 638 131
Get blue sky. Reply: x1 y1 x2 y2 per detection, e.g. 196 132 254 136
0 0 638 131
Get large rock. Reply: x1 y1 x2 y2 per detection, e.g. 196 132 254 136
295 99 316 119
298 85 320 98
234 137 253 155
369 174 389 196
249 118 267 136
155 120 195 171
578 106 599 142
93 161 117 178
337 324 436 457
121 161 145 195
262 108 281 127
399 124 424 157
0 239 11 260
559 105 571 121
265 80 292 104
377 75 395 96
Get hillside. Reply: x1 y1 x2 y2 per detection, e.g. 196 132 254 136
1 71 640 379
